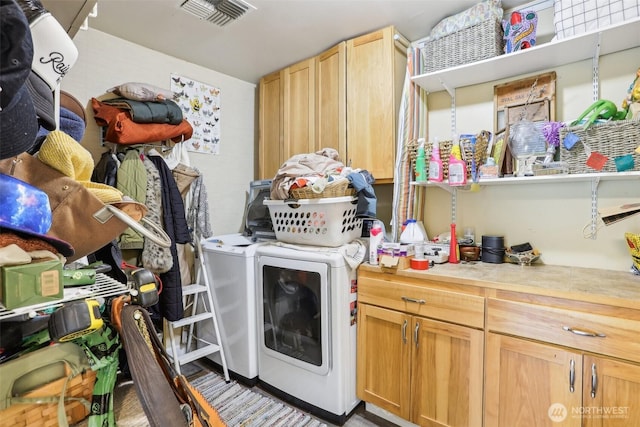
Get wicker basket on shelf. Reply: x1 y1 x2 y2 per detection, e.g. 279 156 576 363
559 119 640 173
289 179 356 199
407 139 454 180
421 18 504 73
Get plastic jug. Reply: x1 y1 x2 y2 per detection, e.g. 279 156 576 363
400 219 427 244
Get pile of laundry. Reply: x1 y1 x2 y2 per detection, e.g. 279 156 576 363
270 148 377 218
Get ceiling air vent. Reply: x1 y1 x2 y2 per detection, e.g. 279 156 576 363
180 0 256 26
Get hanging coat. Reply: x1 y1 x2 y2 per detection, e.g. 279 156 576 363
148 154 191 321
116 149 148 250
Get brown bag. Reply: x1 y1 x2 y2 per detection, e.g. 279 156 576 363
0 153 170 262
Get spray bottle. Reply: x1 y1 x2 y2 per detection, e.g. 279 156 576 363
414 138 427 182
428 138 443 183
448 134 467 186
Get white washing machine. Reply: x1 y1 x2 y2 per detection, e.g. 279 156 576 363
199 180 274 385
201 234 264 384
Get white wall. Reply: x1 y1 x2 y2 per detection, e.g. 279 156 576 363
61 28 256 237
61 27 639 271
424 46 640 272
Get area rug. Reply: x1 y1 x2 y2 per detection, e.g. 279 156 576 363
191 372 327 427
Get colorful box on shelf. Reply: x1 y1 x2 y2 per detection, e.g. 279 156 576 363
380 242 415 257
0 259 63 310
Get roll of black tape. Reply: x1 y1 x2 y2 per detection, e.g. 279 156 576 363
481 235 505 264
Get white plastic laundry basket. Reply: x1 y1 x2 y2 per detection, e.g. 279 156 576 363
264 196 363 247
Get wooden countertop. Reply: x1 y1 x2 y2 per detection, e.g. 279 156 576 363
359 262 640 310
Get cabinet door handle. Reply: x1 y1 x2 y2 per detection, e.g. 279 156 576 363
401 319 407 344
569 359 575 393
401 296 426 304
563 326 606 338
591 363 598 398
414 322 419 348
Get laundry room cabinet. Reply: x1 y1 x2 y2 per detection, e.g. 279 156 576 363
356 268 484 426
485 296 640 426
357 262 640 427
486 333 640 426
315 42 347 165
258 69 283 180
258 26 406 182
345 26 407 183
258 57 315 180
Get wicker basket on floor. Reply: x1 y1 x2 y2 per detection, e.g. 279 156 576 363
289 179 355 199
422 18 504 73
0 368 96 427
560 119 640 174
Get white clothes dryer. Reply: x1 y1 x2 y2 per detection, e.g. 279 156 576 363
256 243 360 425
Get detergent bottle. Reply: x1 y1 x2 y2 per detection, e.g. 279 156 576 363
428 138 443 183
448 135 467 186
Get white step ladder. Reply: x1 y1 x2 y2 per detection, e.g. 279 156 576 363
167 237 229 381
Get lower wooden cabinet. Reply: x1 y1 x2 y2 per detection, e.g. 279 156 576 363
355 265 640 427
357 303 483 426
485 333 640 427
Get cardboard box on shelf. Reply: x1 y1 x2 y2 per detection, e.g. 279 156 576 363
380 255 414 271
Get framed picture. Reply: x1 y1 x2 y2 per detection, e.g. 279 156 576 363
494 72 556 176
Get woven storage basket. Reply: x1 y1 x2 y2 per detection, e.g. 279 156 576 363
560 119 640 174
264 196 362 247
422 18 504 73
289 179 355 199
0 368 96 427
408 140 452 180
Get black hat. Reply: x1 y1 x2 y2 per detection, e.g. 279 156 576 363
0 0 39 160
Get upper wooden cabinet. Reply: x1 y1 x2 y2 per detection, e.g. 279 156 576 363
316 42 346 162
258 26 407 182
346 26 407 183
258 70 283 180
283 57 315 166
258 58 315 180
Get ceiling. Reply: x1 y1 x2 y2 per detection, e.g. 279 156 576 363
47 0 523 84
